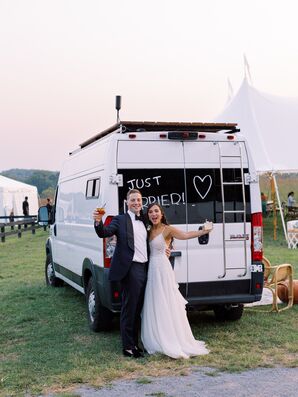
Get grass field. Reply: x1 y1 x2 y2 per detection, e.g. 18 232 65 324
0 217 297 397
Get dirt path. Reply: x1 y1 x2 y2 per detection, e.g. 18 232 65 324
44 367 298 397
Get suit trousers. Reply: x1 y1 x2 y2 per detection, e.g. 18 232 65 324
120 261 147 350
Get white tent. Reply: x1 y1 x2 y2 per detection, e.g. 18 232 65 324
214 77 298 241
214 77 298 173
0 175 39 218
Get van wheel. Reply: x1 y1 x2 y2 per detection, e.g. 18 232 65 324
214 304 244 321
45 254 64 287
86 277 113 332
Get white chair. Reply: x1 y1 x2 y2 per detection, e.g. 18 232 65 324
287 220 298 249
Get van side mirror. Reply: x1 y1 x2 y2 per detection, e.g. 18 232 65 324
38 206 49 225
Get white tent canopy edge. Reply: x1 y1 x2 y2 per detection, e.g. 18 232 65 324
214 77 298 174
0 175 39 218
213 77 298 242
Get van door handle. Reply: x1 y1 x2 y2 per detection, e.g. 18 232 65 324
169 250 181 269
170 251 182 258
54 224 57 236
198 226 209 245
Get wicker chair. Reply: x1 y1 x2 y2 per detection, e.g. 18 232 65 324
262 256 294 312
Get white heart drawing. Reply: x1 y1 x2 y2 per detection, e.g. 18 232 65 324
193 175 212 200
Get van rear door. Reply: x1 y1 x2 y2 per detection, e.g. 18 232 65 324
117 138 251 300
183 140 252 302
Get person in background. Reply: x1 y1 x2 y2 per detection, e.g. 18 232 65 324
22 196 29 216
22 197 29 228
46 198 53 223
261 192 267 216
9 209 14 230
287 192 296 207
9 209 14 222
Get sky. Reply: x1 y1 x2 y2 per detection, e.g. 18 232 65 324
1 0 298 172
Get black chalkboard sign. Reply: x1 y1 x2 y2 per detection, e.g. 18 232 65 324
118 168 250 225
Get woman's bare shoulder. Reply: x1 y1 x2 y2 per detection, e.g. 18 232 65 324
163 224 175 236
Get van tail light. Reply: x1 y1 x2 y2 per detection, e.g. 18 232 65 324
251 212 263 262
103 216 116 268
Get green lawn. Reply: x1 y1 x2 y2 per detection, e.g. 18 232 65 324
0 218 297 397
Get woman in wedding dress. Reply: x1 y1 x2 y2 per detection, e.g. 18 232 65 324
141 203 213 359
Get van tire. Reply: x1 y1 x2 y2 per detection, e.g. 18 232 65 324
45 254 64 287
86 277 113 332
214 304 244 321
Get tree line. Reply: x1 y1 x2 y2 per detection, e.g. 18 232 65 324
1 169 59 199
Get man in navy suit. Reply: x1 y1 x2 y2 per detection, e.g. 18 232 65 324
93 189 148 358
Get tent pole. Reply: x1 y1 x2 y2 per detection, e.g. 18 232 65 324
272 173 288 243
270 174 277 240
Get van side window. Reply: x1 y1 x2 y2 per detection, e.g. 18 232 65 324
86 178 100 199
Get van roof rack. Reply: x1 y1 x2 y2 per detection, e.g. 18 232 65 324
80 121 239 149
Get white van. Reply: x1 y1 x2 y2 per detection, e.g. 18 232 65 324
39 121 264 331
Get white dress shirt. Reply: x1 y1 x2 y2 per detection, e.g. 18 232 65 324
127 210 148 263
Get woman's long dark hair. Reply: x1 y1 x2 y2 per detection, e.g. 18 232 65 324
146 202 169 226
147 203 174 248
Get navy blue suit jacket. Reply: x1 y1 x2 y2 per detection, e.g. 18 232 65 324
94 213 149 282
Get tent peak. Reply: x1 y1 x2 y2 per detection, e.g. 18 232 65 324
243 54 253 85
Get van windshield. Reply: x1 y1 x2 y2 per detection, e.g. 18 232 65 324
118 168 251 225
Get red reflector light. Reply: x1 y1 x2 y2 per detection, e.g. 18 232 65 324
227 135 234 140
113 291 120 298
159 134 167 138
255 283 261 289
198 134 206 139
251 212 263 262
129 134 136 139
103 216 115 268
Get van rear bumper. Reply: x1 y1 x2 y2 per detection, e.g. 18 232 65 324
99 270 264 312
181 275 264 306
186 294 262 306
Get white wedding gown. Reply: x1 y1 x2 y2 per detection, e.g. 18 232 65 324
141 232 209 359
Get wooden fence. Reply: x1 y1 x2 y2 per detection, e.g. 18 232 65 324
0 216 47 243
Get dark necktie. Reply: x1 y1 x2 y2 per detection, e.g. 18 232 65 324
135 214 142 221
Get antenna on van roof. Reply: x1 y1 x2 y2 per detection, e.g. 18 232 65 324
115 95 121 124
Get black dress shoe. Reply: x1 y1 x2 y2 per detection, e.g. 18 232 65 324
132 348 144 358
122 348 144 358
135 345 144 354
122 349 134 357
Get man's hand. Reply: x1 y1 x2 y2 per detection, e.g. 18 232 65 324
165 247 171 258
93 209 104 223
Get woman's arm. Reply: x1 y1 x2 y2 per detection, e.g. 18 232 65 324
165 224 212 241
